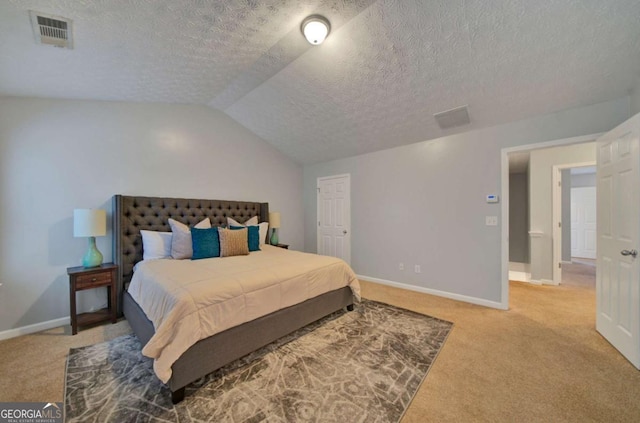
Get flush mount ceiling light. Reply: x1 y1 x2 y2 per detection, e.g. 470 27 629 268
301 15 331 45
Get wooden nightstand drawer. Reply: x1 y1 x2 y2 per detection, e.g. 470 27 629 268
76 271 112 289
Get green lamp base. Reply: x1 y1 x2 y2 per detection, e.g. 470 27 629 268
270 228 279 246
83 236 104 268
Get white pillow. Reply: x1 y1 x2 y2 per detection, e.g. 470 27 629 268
258 222 269 246
140 230 173 260
227 216 268 245
168 217 211 259
227 216 258 227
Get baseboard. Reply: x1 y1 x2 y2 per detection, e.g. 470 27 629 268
508 270 531 283
561 261 573 265
0 316 69 341
357 274 508 310
508 262 531 273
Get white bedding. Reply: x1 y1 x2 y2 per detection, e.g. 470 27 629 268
128 245 360 383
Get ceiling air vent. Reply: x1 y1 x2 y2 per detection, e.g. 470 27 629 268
434 105 470 129
29 11 73 49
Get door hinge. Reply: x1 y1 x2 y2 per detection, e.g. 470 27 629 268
559 262 562 268
317 187 320 193
318 221 320 227
558 222 561 228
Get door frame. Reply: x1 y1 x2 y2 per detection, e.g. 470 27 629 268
501 133 602 307
551 162 596 284
316 173 351 264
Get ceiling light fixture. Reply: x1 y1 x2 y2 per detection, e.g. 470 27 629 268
301 15 331 45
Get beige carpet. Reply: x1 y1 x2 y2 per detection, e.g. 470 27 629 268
561 258 596 288
2 262 640 421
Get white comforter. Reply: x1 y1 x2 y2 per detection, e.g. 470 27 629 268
128 245 360 383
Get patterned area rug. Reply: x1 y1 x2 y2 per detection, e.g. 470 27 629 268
65 300 453 422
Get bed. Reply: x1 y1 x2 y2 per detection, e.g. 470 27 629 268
112 195 358 403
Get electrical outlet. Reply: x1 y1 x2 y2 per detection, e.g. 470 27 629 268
414 265 421 273
485 216 498 226
399 263 404 271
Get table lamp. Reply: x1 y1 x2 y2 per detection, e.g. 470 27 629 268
74 209 106 268
269 212 281 245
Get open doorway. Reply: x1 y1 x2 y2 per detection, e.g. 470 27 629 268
558 165 597 288
503 115 640 368
501 133 600 307
506 144 596 287
552 162 596 284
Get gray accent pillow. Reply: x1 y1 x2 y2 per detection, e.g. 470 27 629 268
227 216 258 227
168 217 211 259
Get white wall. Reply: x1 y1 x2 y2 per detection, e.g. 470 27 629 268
0 97 303 334
572 172 596 188
303 98 630 306
529 143 596 281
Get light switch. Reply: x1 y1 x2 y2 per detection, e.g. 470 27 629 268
486 216 498 226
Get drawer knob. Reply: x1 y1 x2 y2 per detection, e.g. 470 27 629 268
91 277 97 282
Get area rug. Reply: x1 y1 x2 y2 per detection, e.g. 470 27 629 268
65 300 453 422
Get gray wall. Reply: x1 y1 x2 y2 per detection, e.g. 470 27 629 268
561 170 572 262
303 98 629 305
0 97 303 333
631 75 640 116
509 172 529 263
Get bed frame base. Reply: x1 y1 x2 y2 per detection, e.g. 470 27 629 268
171 388 185 404
124 287 354 403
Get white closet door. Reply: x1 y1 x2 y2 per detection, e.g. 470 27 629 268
571 186 597 259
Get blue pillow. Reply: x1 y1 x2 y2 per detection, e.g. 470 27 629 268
230 225 261 252
191 227 220 260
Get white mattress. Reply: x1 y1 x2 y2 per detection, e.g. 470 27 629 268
128 245 360 383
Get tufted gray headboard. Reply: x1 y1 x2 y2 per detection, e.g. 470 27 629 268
112 195 269 315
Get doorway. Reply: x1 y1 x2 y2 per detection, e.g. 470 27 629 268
501 133 601 306
552 162 596 284
559 165 597 289
503 114 640 368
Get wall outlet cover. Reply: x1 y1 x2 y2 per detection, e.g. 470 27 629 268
486 216 498 226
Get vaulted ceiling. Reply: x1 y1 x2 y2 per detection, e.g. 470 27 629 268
1 1 639 164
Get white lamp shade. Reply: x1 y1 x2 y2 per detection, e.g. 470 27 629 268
74 209 106 237
269 212 281 229
302 16 330 45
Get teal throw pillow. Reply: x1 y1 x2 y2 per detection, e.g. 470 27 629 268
191 227 220 260
230 225 261 252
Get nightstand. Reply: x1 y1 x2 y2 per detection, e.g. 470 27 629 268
275 243 289 249
67 263 118 335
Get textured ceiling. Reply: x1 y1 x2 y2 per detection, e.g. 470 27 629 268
1 1 640 164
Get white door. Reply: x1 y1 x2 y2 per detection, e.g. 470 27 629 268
571 186 597 259
317 174 351 264
596 113 640 368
